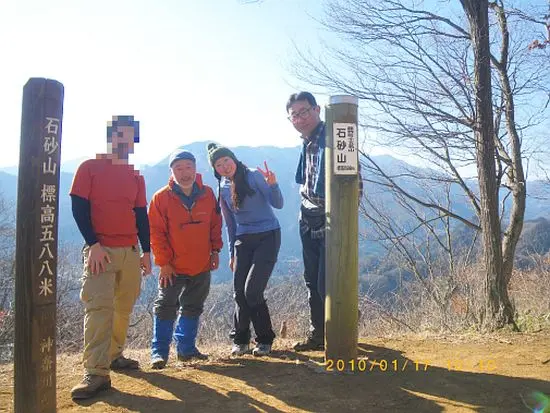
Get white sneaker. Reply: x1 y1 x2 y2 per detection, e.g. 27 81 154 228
231 343 249 356
252 343 272 357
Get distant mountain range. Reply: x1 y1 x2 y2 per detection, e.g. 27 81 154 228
1 142 549 285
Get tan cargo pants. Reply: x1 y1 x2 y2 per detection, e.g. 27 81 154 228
80 245 141 376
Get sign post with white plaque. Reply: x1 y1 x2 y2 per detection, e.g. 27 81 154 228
333 122 358 175
14 78 64 413
324 95 359 369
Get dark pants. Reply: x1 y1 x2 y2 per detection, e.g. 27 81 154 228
300 213 326 341
153 271 211 320
231 229 281 345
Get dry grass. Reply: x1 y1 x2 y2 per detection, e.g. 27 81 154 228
358 262 550 337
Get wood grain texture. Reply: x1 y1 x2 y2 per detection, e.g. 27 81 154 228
15 77 63 413
325 99 359 367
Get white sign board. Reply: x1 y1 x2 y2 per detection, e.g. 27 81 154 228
333 123 358 175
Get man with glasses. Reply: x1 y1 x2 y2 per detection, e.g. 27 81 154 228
286 92 328 351
287 92 362 351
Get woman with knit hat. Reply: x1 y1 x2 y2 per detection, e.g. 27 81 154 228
207 143 283 357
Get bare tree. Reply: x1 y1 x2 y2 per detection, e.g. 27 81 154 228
460 0 512 329
360 167 483 330
294 0 550 330
528 0 550 49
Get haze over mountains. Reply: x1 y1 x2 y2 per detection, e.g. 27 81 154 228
1 141 549 285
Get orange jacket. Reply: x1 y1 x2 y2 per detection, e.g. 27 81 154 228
148 173 223 276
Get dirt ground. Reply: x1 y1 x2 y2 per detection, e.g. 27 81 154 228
1 333 549 413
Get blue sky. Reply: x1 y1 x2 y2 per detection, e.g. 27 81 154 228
2 0 546 179
0 0 336 168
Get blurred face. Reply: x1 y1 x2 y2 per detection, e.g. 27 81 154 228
288 100 321 138
214 156 237 179
171 159 196 189
109 126 135 160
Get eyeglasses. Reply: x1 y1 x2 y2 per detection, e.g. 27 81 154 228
287 106 315 122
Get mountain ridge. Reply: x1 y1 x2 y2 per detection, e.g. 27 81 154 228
1 144 549 285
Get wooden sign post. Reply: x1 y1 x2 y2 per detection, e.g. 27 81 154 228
14 78 64 413
324 95 359 369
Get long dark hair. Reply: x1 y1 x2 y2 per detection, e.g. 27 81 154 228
230 161 255 209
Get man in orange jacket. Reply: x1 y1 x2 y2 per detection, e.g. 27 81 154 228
148 149 223 368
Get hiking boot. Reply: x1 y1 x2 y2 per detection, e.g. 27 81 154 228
110 355 139 370
293 337 324 352
70 374 111 400
252 343 272 357
150 355 167 370
177 350 209 362
231 343 250 356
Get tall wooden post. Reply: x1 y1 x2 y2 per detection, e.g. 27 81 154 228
15 78 64 413
325 95 359 368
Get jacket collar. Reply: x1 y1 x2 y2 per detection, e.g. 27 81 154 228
301 121 325 146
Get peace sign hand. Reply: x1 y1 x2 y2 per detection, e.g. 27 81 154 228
258 161 277 186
